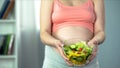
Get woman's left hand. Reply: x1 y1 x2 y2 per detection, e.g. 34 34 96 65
87 39 99 63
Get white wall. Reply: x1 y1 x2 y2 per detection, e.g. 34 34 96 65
34 0 45 68
18 0 43 68
98 1 120 68
34 1 45 68
34 0 41 30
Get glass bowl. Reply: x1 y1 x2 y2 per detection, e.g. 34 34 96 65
62 39 93 66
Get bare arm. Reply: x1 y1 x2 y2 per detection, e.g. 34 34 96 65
88 0 105 45
40 0 74 65
87 0 105 62
40 0 60 47
40 0 73 65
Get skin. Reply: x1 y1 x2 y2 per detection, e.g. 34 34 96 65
40 0 105 66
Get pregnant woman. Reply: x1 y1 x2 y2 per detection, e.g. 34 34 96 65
40 0 105 68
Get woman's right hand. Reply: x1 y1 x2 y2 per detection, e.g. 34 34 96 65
54 40 74 66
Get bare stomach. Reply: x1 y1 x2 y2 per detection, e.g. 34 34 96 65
52 26 94 53
53 26 93 42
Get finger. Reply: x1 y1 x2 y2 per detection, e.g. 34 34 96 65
55 40 67 59
93 45 98 52
57 46 69 60
89 52 97 62
57 46 74 66
55 40 74 66
87 40 98 47
94 40 99 45
65 59 74 66
89 45 98 61
60 43 64 47
87 42 94 48
55 40 64 47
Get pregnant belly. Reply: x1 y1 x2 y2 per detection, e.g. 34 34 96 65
52 26 94 42
52 26 94 55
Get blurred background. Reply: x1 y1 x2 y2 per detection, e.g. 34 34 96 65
14 0 120 68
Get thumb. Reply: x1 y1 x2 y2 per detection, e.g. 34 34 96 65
87 41 94 48
59 47 69 60
57 44 69 60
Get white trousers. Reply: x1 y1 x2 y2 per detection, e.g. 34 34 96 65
42 46 99 68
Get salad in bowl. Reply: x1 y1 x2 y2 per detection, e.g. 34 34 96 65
63 39 93 66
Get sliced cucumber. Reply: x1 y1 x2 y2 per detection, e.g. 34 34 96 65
76 56 84 62
70 44 76 49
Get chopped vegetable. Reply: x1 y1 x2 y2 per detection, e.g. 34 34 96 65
70 45 76 49
63 41 93 66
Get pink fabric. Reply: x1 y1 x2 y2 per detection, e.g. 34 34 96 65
52 0 96 33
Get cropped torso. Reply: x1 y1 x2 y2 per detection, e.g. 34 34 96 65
52 0 96 42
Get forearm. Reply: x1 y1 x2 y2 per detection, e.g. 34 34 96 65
40 31 60 47
92 31 105 45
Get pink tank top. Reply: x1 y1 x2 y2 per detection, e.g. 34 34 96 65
52 0 96 33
